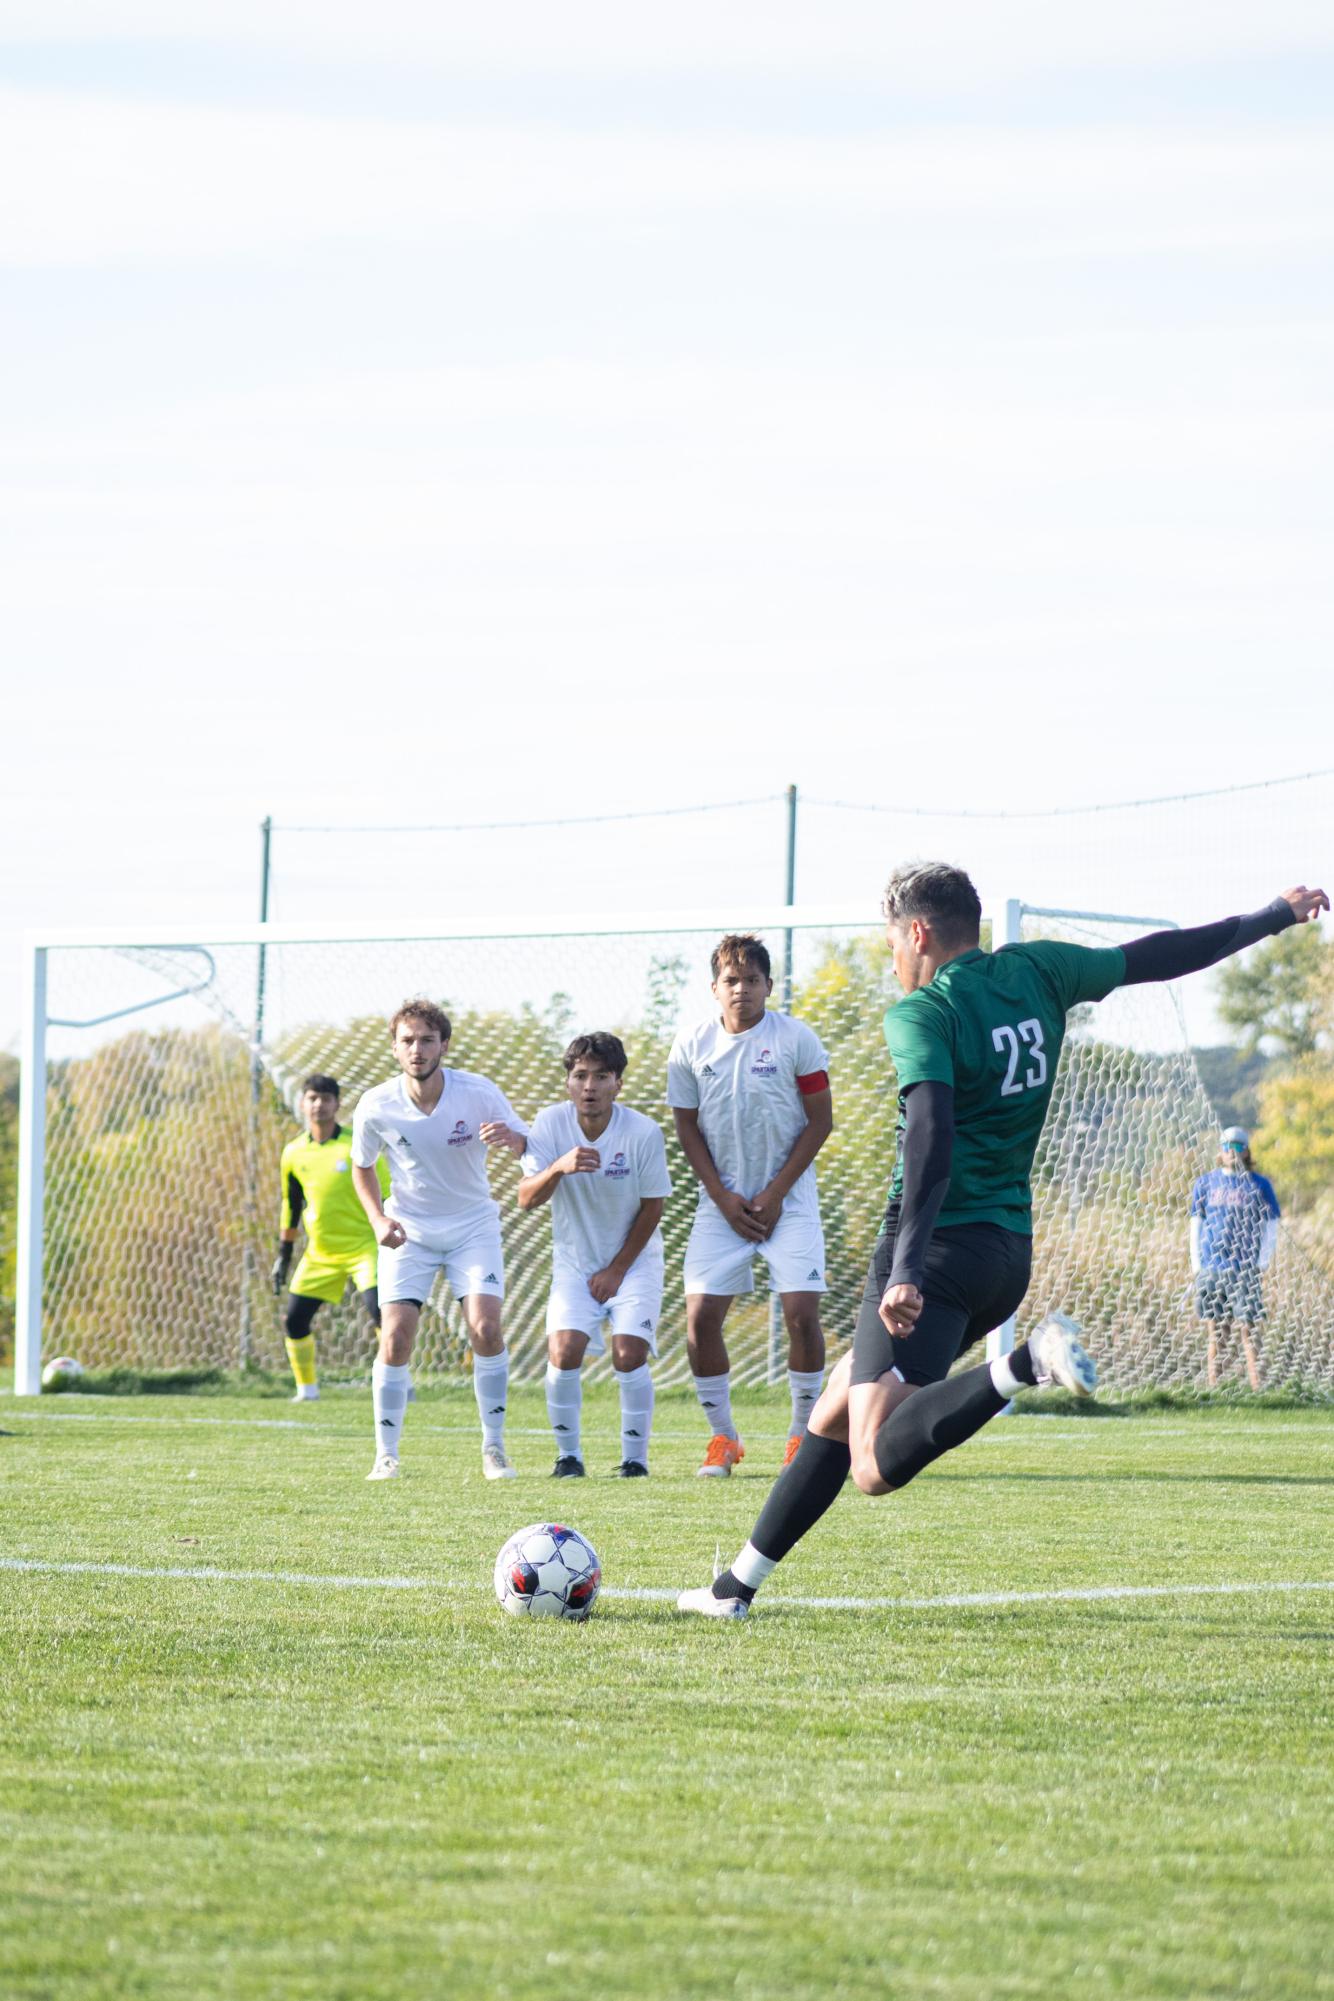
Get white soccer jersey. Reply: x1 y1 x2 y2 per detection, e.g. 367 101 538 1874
666 1009 829 1217
352 1070 525 1238
522 1102 672 1279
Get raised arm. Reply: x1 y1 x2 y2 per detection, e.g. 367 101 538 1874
1120 886 1327 987
516 1145 601 1212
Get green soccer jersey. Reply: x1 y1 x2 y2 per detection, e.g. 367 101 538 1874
883 941 1127 1233
280 1125 388 1260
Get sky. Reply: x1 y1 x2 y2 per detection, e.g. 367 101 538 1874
3 2 1332 1051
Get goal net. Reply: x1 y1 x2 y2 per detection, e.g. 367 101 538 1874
17 906 1334 1398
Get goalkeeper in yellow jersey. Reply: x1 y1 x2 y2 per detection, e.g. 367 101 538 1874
273 1075 389 1402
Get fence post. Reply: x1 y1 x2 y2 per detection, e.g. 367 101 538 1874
767 784 799 1385
15 943 48 1396
239 817 273 1368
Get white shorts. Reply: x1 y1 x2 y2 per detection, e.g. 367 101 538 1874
545 1268 663 1356
683 1203 827 1299
377 1223 505 1309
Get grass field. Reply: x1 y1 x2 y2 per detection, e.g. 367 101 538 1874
2 1383 1332 2000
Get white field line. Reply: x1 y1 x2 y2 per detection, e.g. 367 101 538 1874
5 1407 1331 1445
2 1554 1332 1615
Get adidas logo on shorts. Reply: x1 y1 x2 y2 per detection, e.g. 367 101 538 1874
640 1318 653 1330
484 1272 498 1283
808 1268 821 1280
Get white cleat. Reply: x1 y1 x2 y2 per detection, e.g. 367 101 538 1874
676 1584 749 1620
291 1385 320 1403
1031 1313 1097 1398
366 1453 400 1481
482 1445 517 1481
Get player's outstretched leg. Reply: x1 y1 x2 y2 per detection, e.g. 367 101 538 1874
284 1294 322 1403
611 1334 655 1475
686 1294 744 1477
545 1329 587 1477
677 1354 855 1619
861 1316 1095 1496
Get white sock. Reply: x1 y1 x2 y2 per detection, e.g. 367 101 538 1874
990 1353 1024 1399
473 1350 510 1451
731 1541 778 1590
544 1361 583 1461
372 1359 411 1460
693 1370 737 1441
616 1362 654 1468
787 1368 823 1438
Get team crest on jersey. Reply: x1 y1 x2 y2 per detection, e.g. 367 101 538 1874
604 1151 629 1178
750 1047 777 1077
447 1120 472 1146
334 1160 349 1173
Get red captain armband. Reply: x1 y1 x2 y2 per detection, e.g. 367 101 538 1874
796 1070 830 1096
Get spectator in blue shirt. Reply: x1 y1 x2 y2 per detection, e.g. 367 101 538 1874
1190 1127 1280 1391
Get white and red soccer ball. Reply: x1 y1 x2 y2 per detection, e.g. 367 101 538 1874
493 1523 601 1621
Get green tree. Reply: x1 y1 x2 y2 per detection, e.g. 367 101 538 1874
1215 925 1333 1061
1191 1043 1275 1132
1252 1061 1334 1214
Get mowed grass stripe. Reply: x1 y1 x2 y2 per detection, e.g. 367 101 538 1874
4 1553 1333 1615
9 1400 1334 1445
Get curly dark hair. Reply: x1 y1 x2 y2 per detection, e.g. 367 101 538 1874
389 999 452 1042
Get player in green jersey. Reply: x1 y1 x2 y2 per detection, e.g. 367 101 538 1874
273 1074 389 1402
679 862 1328 1618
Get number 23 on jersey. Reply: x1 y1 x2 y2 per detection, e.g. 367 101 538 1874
992 1019 1048 1096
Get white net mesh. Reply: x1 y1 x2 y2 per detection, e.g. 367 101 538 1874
1017 909 1334 1395
30 908 1334 1397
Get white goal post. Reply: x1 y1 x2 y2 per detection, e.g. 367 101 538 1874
15 901 1334 1399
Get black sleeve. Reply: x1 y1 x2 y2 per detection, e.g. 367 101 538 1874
285 1171 305 1231
1119 897 1295 987
887 1080 955 1292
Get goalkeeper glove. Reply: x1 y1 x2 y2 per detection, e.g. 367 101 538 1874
271 1242 294 1295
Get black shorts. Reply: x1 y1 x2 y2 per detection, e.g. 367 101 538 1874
851 1215 1033 1388
1195 1271 1264 1326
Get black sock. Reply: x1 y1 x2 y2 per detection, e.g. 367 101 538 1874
1009 1340 1038 1387
711 1430 852 1600
873 1363 1007 1490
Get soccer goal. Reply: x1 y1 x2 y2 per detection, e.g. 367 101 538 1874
15 902 1334 1398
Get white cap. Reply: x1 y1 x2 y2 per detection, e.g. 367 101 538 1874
1220 1126 1249 1147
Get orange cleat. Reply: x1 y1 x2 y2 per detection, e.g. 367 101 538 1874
781 1433 803 1468
697 1434 745 1478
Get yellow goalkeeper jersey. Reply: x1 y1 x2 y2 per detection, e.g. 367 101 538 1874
279 1125 387 1260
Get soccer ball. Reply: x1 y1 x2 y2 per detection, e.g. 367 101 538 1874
493 1523 601 1622
41 1356 84 1390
